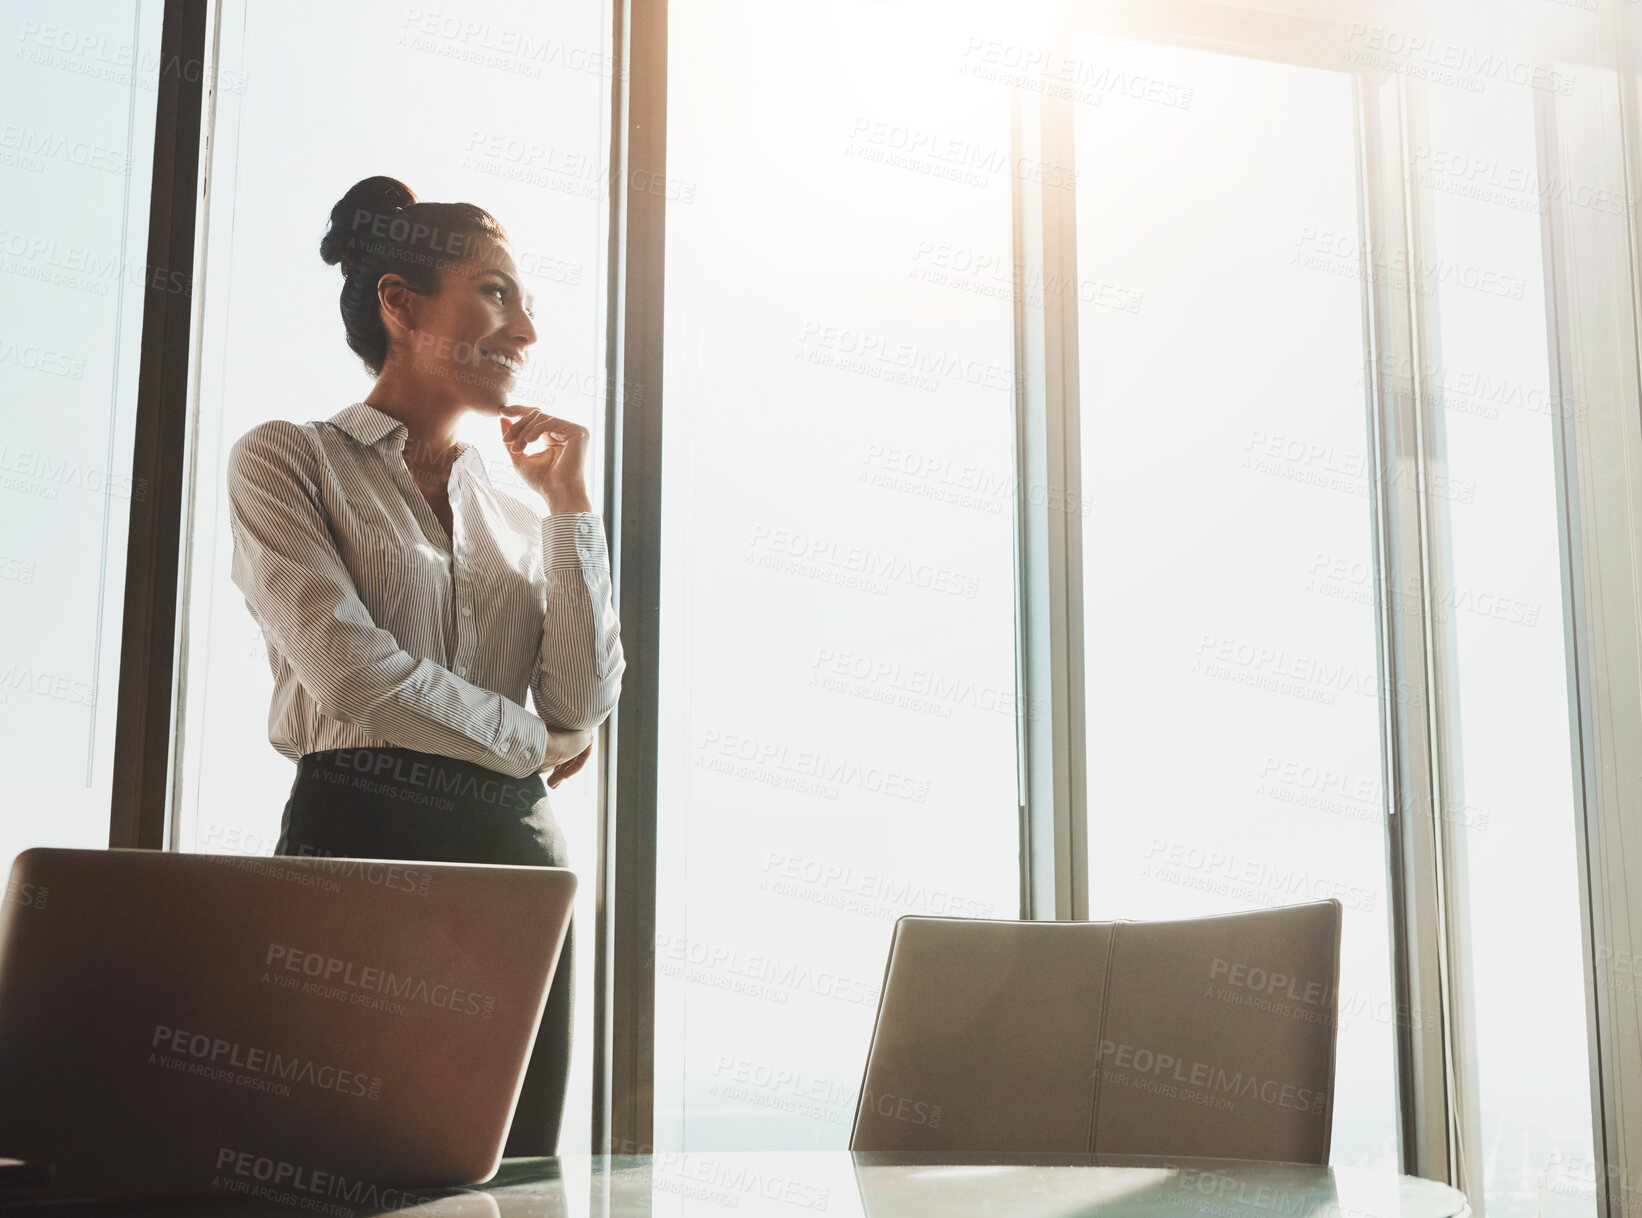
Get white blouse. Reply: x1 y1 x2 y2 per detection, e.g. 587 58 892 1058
227 401 623 780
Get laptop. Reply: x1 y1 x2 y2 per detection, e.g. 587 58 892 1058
0 847 575 1207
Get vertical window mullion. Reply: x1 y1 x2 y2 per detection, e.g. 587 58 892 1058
111 0 210 852
596 0 667 1157
1011 16 1088 923
1356 70 1469 1185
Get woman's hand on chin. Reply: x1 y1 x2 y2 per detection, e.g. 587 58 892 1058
500 407 594 514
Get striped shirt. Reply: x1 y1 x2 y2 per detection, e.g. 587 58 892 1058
226 401 623 780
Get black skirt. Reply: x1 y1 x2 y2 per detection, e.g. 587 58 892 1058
276 745 574 1157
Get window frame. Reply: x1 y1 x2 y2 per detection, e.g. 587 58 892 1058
113 0 1640 1194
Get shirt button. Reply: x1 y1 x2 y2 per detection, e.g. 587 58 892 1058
455 665 468 677
461 605 472 617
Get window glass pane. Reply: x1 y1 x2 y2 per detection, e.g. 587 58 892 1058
173 0 612 1155
1072 32 1399 1166
658 0 1023 1149
0 1 163 874
1419 72 1597 1218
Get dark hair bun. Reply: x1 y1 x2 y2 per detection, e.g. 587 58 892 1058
318 176 507 376
319 175 418 276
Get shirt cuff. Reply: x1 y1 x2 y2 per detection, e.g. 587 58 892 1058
497 699 550 778
542 512 610 573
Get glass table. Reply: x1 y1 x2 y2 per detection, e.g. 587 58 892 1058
44 1152 1471 1217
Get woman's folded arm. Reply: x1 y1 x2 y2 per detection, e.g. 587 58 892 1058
228 420 549 778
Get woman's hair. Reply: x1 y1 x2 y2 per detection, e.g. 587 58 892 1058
318 175 510 375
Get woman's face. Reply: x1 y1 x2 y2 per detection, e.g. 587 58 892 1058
392 236 537 413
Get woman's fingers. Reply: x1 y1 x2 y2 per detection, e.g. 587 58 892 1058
547 743 592 789
502 412 551 448
505 416 572 458
499 408 542 445
500 408 586 444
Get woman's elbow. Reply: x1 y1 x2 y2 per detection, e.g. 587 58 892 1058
562 668 624 733
303 666 388 731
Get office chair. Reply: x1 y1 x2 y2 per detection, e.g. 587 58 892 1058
849 900 1341 1163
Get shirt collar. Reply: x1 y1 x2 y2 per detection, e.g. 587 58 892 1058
328 401 406 449
327 402 489 485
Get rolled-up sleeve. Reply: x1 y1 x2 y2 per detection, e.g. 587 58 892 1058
227 422 548 779
530 513 625 732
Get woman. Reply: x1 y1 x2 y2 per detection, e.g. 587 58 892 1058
225 175 623 1155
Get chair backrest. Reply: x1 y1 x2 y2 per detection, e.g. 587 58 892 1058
849 901 1341 1163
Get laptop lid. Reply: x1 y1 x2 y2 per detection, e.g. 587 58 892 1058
0 847 574 1206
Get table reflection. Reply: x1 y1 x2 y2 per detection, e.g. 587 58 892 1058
40 1152 1467 1218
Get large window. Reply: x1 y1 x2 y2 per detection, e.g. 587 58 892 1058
1071 32 1399 1166
0 2 163 875
655 0 1024 1148
1418 72 1597 1218
15 0 1631 1191
170 0 615 1158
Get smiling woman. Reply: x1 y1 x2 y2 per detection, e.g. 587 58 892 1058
220 172 625 1156
169 1 619 1160
320 175 531 400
